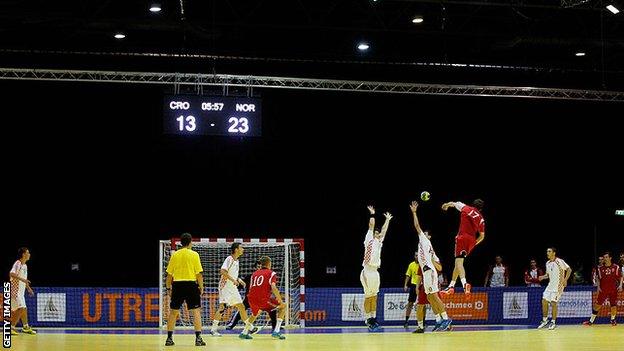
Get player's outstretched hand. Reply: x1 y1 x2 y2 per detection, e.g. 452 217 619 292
27 286 34 296
367 205 375 215
441 203 449 211
384 212 393 220
410 201 419 213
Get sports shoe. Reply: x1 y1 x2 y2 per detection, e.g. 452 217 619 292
548 323 557 330
209 330 222 337
271 332 286 340
431 321 442 332
582 321 592 326
165 338 175 346
464 283 472 295
195 337 206 346
22 326 37 335
537 320 549 329
413 327 425 334
238 333 253 340
440 287 455 295
403 321 409 329
611 320 617 326
439 319 453 331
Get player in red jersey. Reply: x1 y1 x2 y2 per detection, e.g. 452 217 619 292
583 252 623 326
441 199 485 295
240 256 287 340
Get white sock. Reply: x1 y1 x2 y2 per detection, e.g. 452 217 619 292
449 280 456 288
371 311 376 318
551 319 556 324
441 312 448 320
460 278 467 287
242 323 251 335
274 319 283 333
590 314 597 323
418 320 424 328
542 317 548 322
435 314 442 323
211 319 219 331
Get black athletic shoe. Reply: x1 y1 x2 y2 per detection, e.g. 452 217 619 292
165 338 175 346
413 327 425 334
195 337 206 346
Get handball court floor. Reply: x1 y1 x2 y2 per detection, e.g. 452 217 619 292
7 324 621 351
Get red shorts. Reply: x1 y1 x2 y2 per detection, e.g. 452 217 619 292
596 290 618 306
417 284 429 305
454 234 476 258
249 298 280 316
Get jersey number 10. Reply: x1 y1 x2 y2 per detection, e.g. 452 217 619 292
250 275 265 288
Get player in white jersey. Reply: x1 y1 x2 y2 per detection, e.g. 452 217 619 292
210 243 254 337
537 247 571 330
360 205 392 331
410 201 452 332
9 247 36 335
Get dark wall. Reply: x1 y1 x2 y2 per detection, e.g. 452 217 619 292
2 80 623 288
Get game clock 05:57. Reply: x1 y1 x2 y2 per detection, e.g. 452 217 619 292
163 95 262 137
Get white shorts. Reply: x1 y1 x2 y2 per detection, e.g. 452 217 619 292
219 285 243 306
360 265 380 297
11 291 26 311
422 268 440 294
542 290 563 303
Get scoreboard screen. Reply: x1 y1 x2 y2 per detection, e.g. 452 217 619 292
163 95 262 137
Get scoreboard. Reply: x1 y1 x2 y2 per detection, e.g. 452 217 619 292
163 95 261 137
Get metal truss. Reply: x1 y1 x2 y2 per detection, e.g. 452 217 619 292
1 68 623 102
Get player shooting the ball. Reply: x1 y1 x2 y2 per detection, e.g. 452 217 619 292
441 199 485 295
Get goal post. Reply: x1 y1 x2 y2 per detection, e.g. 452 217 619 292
159 238 305 328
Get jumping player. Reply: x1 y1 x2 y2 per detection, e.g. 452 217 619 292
240 256 287 340
410 201 452 332
583 252 623 326
360 205 392 331
441 199 485 295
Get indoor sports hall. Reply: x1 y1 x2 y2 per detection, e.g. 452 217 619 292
1 1 623 351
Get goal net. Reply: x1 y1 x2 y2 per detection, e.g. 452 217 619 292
159 238 304 328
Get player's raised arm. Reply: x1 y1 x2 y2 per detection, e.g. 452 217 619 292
410 201 423 234
368 205 376 231
379 212 393 241
441 201 464 212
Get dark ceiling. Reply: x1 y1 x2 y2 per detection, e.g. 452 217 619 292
1 0 623 89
